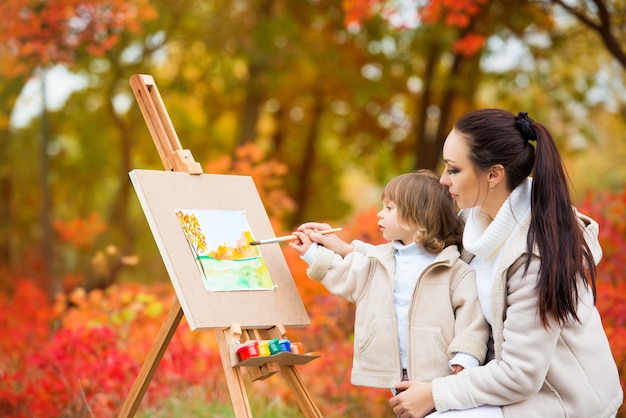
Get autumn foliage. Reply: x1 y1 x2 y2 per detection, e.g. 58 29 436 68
1 139 624 416
343 0 488 57
2 182 625 416
578 186 626 398
0 0 156 77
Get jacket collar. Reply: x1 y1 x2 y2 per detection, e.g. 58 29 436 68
366 242 461 267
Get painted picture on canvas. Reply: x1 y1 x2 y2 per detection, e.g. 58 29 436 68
175 209 275 292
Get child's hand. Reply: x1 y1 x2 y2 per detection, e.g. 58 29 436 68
310 231 353 257
289 231 314 256
296 222 353 257
296 222 333 233
451 364 464 374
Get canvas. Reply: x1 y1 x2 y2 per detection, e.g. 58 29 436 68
175 209 275 291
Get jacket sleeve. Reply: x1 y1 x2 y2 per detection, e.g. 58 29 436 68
447 264 489 365
432 255 561 410
352 239 375 255
306 245 374 304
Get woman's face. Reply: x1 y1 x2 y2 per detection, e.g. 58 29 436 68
440 129 489 210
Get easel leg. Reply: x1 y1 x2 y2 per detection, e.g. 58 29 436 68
118 299 184 418
281 365 323 418
215 329 253 417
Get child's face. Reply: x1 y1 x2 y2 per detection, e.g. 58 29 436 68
377 200 414 245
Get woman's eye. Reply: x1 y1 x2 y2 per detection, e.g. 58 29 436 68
446 168 459 175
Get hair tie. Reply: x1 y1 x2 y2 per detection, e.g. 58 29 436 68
515 111 537 142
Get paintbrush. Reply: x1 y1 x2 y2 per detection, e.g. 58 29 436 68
249 227 343 246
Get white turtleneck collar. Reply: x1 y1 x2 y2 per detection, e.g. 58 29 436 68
463 177 532 261
392 240 430 256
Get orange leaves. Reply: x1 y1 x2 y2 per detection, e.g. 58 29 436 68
420 0 488 57
0 0 157 77
421 0 488 27
452 32 486 58
341 0 488 57
207 233 259 261
342 0 379 29
205 143 297 227
174 210 208 255
53 212 107 249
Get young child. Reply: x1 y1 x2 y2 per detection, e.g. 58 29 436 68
290 170 489 391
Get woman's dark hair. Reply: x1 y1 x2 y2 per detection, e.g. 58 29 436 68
454 108 597 326
383 170 464 254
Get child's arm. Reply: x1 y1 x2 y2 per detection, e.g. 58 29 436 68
290 230 373 303
447 265 490 366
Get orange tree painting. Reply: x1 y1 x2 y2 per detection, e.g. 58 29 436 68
175 209 274 292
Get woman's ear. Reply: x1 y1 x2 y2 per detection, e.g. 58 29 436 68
488 164 505 189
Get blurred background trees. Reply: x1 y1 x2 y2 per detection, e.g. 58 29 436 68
1 0 625 296
1 1 625 416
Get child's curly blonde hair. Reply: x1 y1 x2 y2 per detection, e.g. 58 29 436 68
382 170 464 254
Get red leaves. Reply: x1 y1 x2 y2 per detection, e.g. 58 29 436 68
452 32 486 58
577 186 626 394
53 212 107 249
343 0 379 29
25 327 138 416
0 0 157 77
421 0 488 27
0 281 228 416
341 0 488 57
2 185 624 415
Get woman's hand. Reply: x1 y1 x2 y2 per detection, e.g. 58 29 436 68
389 381 436 418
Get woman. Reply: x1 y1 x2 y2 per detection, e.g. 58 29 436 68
300 109 623 417
388 109 623 417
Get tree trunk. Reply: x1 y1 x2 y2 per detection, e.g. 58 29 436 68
0 78 25 275
39 69 56 296
414 40 442 171
237 0 274 147
89 68 137 290
292 92 324 225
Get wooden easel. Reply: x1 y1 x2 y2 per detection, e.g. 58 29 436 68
118 74 322 418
